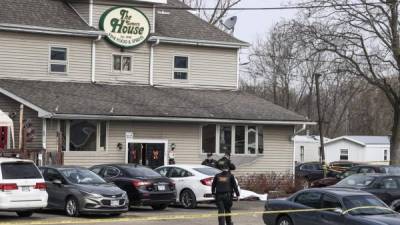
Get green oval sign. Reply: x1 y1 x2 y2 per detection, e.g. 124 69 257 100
99 7 151 48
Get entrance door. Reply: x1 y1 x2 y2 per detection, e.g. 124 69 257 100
127 140 167 169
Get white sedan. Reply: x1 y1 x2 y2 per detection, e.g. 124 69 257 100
155 164 236 209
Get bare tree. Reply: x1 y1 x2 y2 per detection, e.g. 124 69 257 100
180 0 241 25
294 0 400 164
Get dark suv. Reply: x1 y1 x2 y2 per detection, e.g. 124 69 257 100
90 164 176 210
295 162 324 187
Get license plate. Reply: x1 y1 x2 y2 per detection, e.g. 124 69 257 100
21 186 30 192
157 185 165 191
110 200 119 207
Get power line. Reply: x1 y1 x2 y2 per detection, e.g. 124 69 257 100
67 1 385 11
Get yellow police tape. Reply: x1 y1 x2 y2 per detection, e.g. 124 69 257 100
0 206 396 225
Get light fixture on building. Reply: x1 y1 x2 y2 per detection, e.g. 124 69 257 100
117 142 123 151
171 143 176 150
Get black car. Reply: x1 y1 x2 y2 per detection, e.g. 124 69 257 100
333 174 400 211
263 188 400 225
295 162 324 186
40 166 129 217
312 165 400 187
90 164 176 210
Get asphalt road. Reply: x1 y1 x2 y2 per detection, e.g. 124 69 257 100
0 201 266 225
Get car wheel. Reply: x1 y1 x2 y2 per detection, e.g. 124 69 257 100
16 211 33 217
151 204 168 210
180 189 197 209
277 215 293 225
65 197 80 217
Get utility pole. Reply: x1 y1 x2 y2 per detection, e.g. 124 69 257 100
315 73 326 176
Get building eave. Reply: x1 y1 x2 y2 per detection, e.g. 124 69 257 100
49 113 316 125
149 36 250 48
0 23 105 37
325 136 366 147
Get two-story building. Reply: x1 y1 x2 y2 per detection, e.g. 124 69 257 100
0 0 312 174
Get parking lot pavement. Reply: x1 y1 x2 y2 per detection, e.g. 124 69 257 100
0 201 266 225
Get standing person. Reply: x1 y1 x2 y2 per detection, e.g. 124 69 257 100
217 151 236 171
168 146 176 165
202 153 217 168
212 164 240 225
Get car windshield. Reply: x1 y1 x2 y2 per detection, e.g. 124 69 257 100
121 165 161 178
382 166 400 175
343 195 394 215
193 167 221 176
335 175 376 187
1 162 42 179
59 168 106 184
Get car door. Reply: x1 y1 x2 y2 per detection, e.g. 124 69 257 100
44 168 68 209
319 194 345 225
167 167 193 200
291 191 322 225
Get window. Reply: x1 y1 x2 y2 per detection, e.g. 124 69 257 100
201 124 264 155
340 149 349 160
103 167 120 178
300 146 305 162
382 178 399 189
45 168 64 182
155 167 170 177
91 167 102 175
202 124 216 153
235 125 245 154
173 56 189 80
169 167 192 178
1 162 42 179
294 191 322 208
59 120 108 151
113 54 132 72
384 150 388 161
49 47 67 73
322 195 342 209
359 167 376 174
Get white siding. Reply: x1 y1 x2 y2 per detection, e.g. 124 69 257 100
0 32 92 82
294 141 320 163
325 140 364 163
153 44 238 89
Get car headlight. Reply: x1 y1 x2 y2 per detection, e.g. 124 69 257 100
81 191 102 199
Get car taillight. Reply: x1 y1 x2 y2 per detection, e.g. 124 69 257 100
131 179 151 188
34 182 46 190
0 183 18 191
200 177 213 186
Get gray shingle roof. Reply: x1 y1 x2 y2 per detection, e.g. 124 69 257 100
154 0 246 44
0 0 93 31
0 79 307 122
345 136 390 145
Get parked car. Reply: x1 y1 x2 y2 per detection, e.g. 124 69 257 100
311 165 400 188
155 164 236 209
0 157 48 217
295 162 324 187
329 161 362 172
90 164 176 210
40 166 128 217
263 187 400 225
333 174 400 211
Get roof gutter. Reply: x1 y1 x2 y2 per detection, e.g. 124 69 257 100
148 36 250 49
49 113 316 125
0 23 105 37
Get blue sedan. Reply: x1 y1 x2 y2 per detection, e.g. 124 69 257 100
263 188 400 225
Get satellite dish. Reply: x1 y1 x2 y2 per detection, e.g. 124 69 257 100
220 16 237 34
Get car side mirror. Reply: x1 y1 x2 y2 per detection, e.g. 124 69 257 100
52 179 62 185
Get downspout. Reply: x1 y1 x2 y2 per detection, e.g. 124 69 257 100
89 0 93 27
236 48 240 89
149 38 160 86
91 35 102 83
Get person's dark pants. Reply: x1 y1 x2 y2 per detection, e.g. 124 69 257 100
216 193 233 225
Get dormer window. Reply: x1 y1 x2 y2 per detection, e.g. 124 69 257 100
49 47 68 73
173 56 189 80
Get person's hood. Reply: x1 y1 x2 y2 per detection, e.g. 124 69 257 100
353 213 400 225
74 183 124 196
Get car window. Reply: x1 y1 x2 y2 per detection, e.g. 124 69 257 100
168 167 193 178
300 164 314 170
155 167 170 177
382 178 399 189
343 167 359 178
121 165 161 178
0 162 42 179
359 167 376 174
294 191 322 208
45 168 64 182
382 167 400 174
336 175 376 187
91 167 102 175
322 194 342 209
103 167 120 178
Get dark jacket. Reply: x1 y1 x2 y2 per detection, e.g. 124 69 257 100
216 157 236 171
202 158 217 168
212 171 240 197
